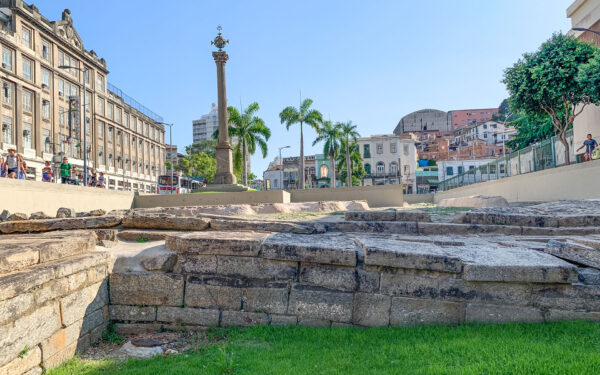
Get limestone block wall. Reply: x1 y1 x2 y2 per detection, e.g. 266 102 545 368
0 232 111 375
108 231 600 331
133 190 291 208
289 184 404 208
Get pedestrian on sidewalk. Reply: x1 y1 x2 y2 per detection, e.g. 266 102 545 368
6 149 17 178
577 134 599 161
18 161 27 180
60 157 72 184
97 172 105 188
42 161 53 182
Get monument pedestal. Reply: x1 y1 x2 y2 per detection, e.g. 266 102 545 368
213 145 237 185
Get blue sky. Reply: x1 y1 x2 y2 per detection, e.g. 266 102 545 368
35 0 573 176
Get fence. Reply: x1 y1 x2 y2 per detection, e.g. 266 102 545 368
438 130 575 191
107 82 164 123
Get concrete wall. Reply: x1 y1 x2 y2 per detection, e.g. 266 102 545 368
0 179 134 216
289 184 403 208
404 193 435 204
134 190 290 208
435 159 600 203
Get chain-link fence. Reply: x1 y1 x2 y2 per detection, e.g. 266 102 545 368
438 130 575 191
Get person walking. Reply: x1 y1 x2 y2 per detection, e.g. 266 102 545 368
18 161 27 180
42 161 53 182
5 149 17 178
577 134 599 161
60 157 72 184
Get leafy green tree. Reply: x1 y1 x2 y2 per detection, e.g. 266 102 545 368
279 98 323 189
175 147 217 183
226 103 270 186
336 139 365 186
312 120 341 188
338 121 360 187
493 99 510 121
503 33 600 164
505 113 555 151
187 140 217 158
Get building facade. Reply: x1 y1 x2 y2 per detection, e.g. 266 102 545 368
448 108 499 129
0 2 166 191
437 158 497 182
393 109 451 134
192 103 218 143
357 134 417 193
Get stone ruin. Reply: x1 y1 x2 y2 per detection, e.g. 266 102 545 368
1 200 600 373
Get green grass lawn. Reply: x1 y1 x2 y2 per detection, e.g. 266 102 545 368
50 321 600 375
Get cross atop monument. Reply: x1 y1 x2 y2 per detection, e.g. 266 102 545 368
211 25 229 52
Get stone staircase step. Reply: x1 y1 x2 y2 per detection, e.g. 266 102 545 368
117 229 181 242
0 231 96 274
0 216 122 234
345 210 431 222
122 213 210 231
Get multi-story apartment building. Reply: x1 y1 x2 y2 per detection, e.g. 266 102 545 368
192 103 218 143
0 2 166 192
357 134 417 194
448 108 499 129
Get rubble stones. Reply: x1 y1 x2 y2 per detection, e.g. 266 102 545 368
89 209 106 217
29 212 51 220
7 213 28 221
56 208 76 218
0 210 9 222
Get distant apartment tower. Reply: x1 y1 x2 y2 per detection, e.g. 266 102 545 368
449 108 499 129
192 103 218 143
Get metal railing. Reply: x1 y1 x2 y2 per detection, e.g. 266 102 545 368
107 82 164 123
438 130 575 191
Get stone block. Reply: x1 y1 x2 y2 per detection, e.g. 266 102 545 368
217 256 297 280
300 264 358 291
357 268 380 292
380 269 441 298
185 276 242 310
117 230 181 241
327 221 419 235
89 209 106 217
0 216 123 234
109 273 184 306
221 311 269 327
417 222 522 236
0 267 55 302
438 196 508 208
0 293 34 325
0 302 61 367
520 226 600 236
344 210 396 222
390 297 465 325
174 255 217 274
261 233 358 266
166 231 269 256
56 208 76 218
579 267 600 285
60 281 108 326
157 307 219 326
23 367 42 375
545 309 600 322
243 282 289 314
357 236 462 273
544 240 600 270
140 253 177 272
43 340 81 369
114 323 162 335
531 284 600 311
87 265 107 284
353 293 391 327
557 215 600 227
0 248 39 274
37 234 96 263
7 213 28 221
122 213 210 231
94 229 116 241
110 305 156 322
270 314 298 326
210 219 315 234
438 278 533 306
0 345 41 375
395 210 431 222
466 304 543 323
297 317 331 327
288 283 353 323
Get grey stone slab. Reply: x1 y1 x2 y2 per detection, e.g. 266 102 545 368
109 305 156 322
395 211 431 222
243 283 289 314
122 213 209 231
166 231 269 256
326 221 419 234
545 309 600 322
156 307 219 326
221 311 269 327
466 304 543 323
174 255 217 274
217 256 297 280
184 276 242 310
579 267 600 285
556 215 600 227
0 216 122 234
531 284 600 311
353 293 391 327
390 297 465 325
261 233 358 266
114 323 162 335
438 278 533 307
210 219 315 234
270 314 297 326
300 264 358 291
357 268 380 292
417 222 522 236
380 269 441 299
544 240 600 270
521 227 600 236
109 272 184 306
297 317 331 327
288 283 353 323
344 210 396 222
357 236 462 273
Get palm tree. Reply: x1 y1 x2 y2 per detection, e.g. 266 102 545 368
335 138 364 186
338 121 360 187
279 98 322 189
313 120 341 188
221 102 270 186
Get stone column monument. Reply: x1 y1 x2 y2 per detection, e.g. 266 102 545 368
211 26 237 185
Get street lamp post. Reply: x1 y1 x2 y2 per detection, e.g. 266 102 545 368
158 123 174 194
572 27 600 36
278 145 290 190
58 65 88 185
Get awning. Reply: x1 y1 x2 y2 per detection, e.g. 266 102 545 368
426 179 439 184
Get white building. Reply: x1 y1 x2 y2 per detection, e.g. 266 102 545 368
263 165 283 190
438 158 496 182
493 126 518 147
192 103 218 143
455 121 506 146
357 134 417 193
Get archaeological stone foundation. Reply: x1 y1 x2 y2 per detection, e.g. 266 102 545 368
1 200 600 374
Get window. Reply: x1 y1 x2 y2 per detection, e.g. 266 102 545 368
22 90 33 112
124 133 129 148
364 163 371 175
144 124 149 137
2 116 13 144
41 39 50 61
2 81 13 104
458 166 464 174
107 126 113 142
376 162 384 174
59 106 66 127
97 97 104 115
22 56 32 80
42 100 50 119
319 164 328 178
404 165 410 175
42 69 51 89
123 113 128 128
485 148 489 156
83 69 90 86
97 145 104 163
85 91 91 111
21 26 31 48
484 133 488 138
43 129 51 153
2 45 12 70
376 143 383 154
390 162 398 174
403 144 409 155
23 122 32 149
390 142 397 153
483 124 487 129
96 74 104 91
115 107 121 123
107 103 113 119
97 121 104 138
58 79 64 97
